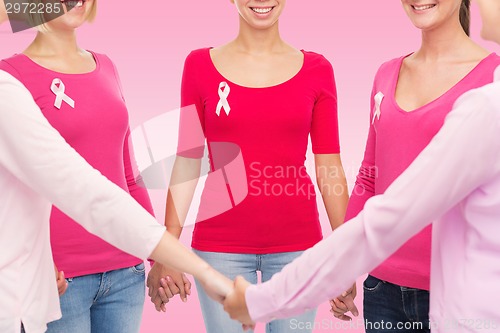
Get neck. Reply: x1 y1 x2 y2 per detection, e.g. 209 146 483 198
417 20 471 61
28 29 80 56
233 18 284 54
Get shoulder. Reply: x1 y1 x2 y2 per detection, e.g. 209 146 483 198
374 55 406 78
0 70 35 110
0 54 28 81
302 50 333 70
0 70 22 88
90 51 110 63
485 53 500 66
454 80 500 123
89 51 117 71
474 81 500 110
184 48 211 65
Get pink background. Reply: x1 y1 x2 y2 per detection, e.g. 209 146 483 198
1 1 497 332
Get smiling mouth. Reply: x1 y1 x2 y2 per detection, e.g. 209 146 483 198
251 7 274 14
412 4 436 11
61 0 86 8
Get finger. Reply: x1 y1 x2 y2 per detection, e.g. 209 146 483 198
152 292 162 311
148 285 159 300
332 311 352 321
158 286 171 305
153 292 168 312
334 298 349 311
329 307 352 321
338 294 359 317
182 273 192 296
56 271 67 295
174 276 188 302
242 323 256 331
329 299 348 319
160 278 176 299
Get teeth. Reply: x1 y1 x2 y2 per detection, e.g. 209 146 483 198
252 7 273 14
63 0 84 8
413 4 435 10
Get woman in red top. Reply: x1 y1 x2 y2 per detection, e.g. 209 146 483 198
147 1 350 332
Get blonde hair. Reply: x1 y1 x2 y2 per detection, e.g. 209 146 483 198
28 0 98 31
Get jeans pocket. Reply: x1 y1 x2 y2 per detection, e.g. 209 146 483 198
363 275 383 292
130 262 146 275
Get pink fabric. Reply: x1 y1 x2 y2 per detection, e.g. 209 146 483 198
345 53 500 290
0 52 155 278
246 71 500 333
178 48 340 254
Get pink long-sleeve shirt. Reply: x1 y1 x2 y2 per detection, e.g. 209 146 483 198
345 53 500 290
246 68 500 332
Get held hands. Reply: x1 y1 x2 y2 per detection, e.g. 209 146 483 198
223 276 255 331
54 264 68 296
146 263 192 312
330 283 359 321
197 266 234 304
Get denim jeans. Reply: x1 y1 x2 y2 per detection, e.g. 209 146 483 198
363 275 430 333
46 262 146 333
193 250 317 333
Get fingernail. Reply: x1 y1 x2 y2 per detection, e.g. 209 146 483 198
166 276 171 282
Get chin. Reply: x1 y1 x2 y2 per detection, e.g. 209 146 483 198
481 29 500 44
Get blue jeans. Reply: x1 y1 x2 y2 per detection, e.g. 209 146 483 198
193 250 317 333
363 275 430 333
46 262 146 333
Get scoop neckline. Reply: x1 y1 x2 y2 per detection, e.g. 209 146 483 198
390 52 496 114
18 50 101 77
206 47 307 90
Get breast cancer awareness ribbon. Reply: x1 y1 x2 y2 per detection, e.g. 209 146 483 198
372 92 384 124
51 78 75 109
216 82 231 116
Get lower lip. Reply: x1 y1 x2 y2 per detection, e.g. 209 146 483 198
411 5 436 14
250 7 274 18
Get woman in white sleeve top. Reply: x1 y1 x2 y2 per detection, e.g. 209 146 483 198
223 1 500 332
0 3 231 333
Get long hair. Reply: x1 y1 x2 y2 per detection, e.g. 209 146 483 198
460 0 471 36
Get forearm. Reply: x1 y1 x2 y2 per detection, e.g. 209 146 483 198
317 176 348 230
315 154 349 230
164 156 201 237
149 232 210 279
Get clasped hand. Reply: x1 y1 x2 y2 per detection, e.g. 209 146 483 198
148 266 357 332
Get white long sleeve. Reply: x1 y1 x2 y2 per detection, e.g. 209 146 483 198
0 71 165 333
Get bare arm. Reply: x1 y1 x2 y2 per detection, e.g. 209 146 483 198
315 154 349 230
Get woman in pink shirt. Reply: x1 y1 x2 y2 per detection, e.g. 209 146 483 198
339 0 500 330
0 1 160 332
223 2 500 332
146 0 350 332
